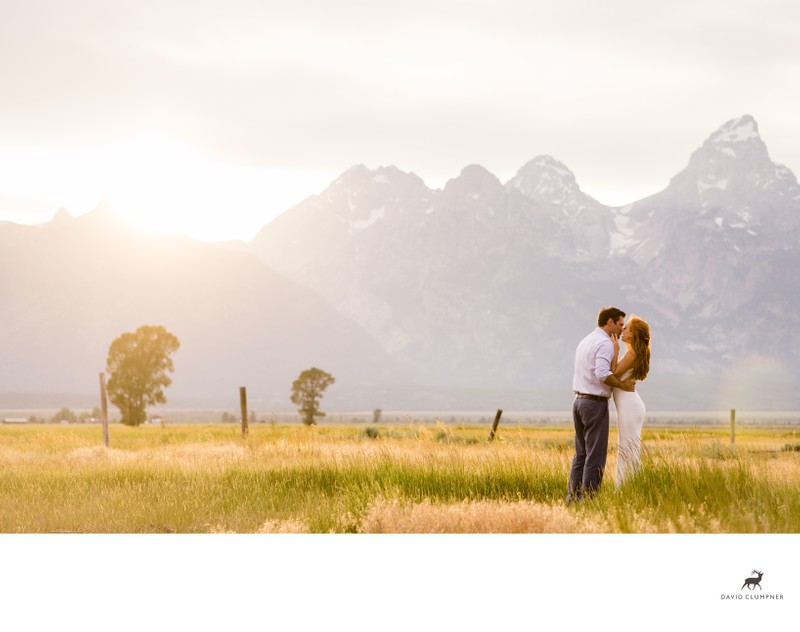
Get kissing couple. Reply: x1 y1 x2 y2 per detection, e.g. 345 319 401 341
567 306 651 502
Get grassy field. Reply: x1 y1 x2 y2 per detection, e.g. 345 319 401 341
0 421 798 533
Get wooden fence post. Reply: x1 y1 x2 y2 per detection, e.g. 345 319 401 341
240 387 249 438
730 408 736 445
488 409 503 442
99 372 109 448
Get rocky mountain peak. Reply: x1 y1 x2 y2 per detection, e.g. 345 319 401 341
441 165 504 203
663 114 797 207
448 164 502 186
507 155 578 196
505 155 608 237
330 164 427 191
48 207 74 226
505 154 602 212
707 114 760 145
256 164 435 245
689 115 770 169
619 115 800 267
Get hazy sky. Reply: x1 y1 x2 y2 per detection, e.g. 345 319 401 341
1 0 798 240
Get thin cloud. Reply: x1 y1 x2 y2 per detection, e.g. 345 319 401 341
1 0 798 230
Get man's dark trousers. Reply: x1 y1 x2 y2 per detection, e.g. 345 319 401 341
568 397 609 501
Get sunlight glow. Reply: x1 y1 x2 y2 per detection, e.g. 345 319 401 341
0 135 335 242
99 133 336 241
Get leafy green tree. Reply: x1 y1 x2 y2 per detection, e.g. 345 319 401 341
290 367 335 426
106 325 180 426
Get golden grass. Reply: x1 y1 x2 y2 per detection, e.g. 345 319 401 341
359 497 604 533
0 422 798 533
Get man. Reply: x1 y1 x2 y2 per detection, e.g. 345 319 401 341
568 306 636 502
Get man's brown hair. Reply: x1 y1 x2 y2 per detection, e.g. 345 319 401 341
597 306 625 327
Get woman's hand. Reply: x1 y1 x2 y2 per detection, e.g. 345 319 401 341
610 333 620 374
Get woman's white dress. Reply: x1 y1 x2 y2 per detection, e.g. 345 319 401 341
612 368 645 485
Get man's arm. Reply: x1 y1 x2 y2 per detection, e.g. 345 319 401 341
595 340 635 392
604 373 635 392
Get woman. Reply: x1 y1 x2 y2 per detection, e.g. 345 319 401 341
610 316 651 485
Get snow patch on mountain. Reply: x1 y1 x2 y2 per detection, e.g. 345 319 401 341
609 205 639 255
351 207 385 231
698 178 729 193
709 115 760 144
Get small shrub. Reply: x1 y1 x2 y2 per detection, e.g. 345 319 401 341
782 443 800 452
362 427 380 440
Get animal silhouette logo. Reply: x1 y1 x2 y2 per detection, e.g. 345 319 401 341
741 570 764 591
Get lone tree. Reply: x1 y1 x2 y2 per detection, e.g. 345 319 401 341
106 325 180 426
290 367 335 426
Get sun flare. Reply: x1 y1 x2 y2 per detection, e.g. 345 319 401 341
0 134 335 242
100 133 333 241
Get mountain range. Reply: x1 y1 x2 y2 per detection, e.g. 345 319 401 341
2 114 798 411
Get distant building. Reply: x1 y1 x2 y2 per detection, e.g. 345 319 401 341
148 416 163 424
2 418 28 424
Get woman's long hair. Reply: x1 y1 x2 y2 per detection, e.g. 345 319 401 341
628 317 651 381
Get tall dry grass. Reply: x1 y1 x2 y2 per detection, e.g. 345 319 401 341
0 423 797 533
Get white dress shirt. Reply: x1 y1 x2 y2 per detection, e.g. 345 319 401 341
572 327 614 398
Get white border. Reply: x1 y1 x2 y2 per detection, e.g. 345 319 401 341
0 534 795 630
